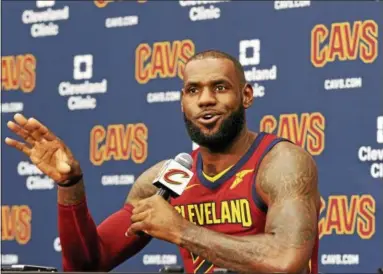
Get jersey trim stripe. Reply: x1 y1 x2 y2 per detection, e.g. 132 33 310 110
196 132 266 190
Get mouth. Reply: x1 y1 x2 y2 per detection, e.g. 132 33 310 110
197 113 222 126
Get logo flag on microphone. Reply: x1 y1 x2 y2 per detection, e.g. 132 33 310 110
153 159 194 197
164 169 190 185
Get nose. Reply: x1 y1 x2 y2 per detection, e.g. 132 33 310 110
197 88 217 108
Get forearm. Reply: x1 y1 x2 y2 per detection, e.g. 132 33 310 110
57 179 86 206
179 223 301 274
58 180 96 270
58 195 99 271
58 182 151 271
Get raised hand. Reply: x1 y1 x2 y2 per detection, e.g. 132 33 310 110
5 113 82 184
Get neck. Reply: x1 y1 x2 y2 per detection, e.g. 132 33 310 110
198 127 256 176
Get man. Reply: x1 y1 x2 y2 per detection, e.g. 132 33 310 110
5 50 320 274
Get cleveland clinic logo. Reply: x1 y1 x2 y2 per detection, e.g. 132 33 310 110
179 0 230 22
239 39 278 98
358 116 383 179
21 0 69 38
73 55 93 80
377 116 383 144
17 161 55 191
58 54 108 111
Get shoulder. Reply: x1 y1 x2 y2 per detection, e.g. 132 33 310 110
261 141 317 174
125 159 169 206
256 141 319 205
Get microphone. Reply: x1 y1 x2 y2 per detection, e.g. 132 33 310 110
132 153 193 237
152 153 194 200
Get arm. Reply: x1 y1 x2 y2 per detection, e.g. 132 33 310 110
178 142 320 273
58 160 166 271
4 113 165 272
57 158 165 206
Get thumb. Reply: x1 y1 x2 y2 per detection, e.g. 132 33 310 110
126 222 147 237
57 161 71 174
56 148 71 174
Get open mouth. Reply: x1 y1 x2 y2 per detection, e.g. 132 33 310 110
198 113 221 125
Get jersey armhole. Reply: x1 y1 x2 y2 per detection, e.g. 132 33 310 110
251 137 292 214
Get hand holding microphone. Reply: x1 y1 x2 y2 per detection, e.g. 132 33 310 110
127 153 194 244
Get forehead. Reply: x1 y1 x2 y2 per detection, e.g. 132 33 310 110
183 58 237 84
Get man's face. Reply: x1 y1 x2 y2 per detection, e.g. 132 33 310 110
181 58 247 152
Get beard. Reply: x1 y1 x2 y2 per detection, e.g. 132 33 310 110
183 105 246 153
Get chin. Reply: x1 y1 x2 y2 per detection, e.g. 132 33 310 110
198 124 221 135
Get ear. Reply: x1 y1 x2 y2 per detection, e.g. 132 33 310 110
242 83 254 109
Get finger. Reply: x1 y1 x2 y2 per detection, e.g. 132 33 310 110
5 137 31 157
28 118 56 141
15 115 55 142
13 113 29 127
131 211 149 223
7 121 36 145
126 222 146 237
13 114 44 142
24 118 45 142
136 194 157 206
133 202 152 215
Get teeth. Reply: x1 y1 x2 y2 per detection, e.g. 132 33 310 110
204 114 213 119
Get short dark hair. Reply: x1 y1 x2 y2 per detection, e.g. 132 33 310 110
185 50 247 88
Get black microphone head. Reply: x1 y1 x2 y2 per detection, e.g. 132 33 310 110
175 152 193 170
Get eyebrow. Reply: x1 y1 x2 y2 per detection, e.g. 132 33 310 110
211 79 230 86
185 78 232 87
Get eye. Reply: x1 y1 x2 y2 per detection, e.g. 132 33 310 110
215 85 226 91
188 87 198 94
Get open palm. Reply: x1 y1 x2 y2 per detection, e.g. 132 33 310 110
5 113 82 184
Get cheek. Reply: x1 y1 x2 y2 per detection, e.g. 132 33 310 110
181 98 187 113
220 95 240 111
181 103 194 118
182 98 197 114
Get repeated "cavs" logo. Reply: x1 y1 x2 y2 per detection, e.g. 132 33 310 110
164 169 190 185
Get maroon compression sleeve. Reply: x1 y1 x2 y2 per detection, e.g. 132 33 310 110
58 198 151 271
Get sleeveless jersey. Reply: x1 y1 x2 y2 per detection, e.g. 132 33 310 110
170 132 319 274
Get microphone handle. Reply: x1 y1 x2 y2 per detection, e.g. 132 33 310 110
157 187 170 200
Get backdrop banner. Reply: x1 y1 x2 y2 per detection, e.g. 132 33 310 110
2 1 382 273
